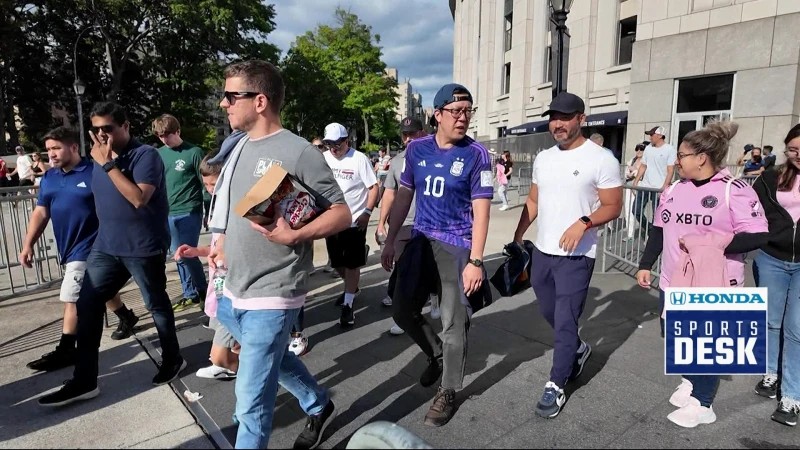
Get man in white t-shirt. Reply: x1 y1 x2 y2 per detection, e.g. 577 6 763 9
9 146 35 187
322 122 379 328
512 92 622 419
631 126 676 230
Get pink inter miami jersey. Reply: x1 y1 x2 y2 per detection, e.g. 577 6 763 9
654 168 768 289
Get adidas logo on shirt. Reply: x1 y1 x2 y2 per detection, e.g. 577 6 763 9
418 160 427 167
77 182 87 188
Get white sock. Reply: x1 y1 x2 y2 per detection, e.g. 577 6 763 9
344 293 355 307
577 341 587 353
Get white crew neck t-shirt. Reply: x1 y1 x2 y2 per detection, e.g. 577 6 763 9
16 155 32 179
640 143 676 189
324 148 378 225
532 139 623 258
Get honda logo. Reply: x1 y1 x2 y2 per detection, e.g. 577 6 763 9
670 292 687 306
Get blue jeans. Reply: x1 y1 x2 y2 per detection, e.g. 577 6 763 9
168 213 207 300
216 296 328 449
74 249 181 384
684 375 719 406
756 250 800 401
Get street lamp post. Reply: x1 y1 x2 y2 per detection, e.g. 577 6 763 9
549 0 574 100
73 79 87 156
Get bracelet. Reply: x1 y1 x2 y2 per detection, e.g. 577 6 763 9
363 209 372 216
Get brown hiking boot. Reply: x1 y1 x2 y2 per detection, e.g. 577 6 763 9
424 387 456 427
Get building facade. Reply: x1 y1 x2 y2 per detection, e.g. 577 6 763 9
451 0 800 164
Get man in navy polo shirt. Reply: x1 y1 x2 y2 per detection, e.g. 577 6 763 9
40 103 184 407
20 126 139 373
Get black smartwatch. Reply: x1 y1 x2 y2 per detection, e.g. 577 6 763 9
101 160 116 173
468 258 483 268
579 216 593 230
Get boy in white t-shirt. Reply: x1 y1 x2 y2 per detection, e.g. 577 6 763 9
322 123 379 328
174 152 239 379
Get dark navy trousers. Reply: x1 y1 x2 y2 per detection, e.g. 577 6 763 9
529 245 595 388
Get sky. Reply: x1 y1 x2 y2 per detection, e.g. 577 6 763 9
268 0 454 109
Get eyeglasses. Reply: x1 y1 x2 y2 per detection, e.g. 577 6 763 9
785 148 799 157
677 152 697 160
222 91 260 105
315 144 325 149
441 107 477 119
92 124 117 133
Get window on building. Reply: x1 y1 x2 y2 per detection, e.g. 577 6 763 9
544 46 552 83
498 126 507 138
504 13 513 52
617 16 636 65
502 62 511 95
676 74 734 113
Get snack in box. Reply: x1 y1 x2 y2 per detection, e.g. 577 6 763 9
234 165 321 228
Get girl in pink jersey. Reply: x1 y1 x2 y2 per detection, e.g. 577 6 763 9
636 121 769 428
752 124 800 426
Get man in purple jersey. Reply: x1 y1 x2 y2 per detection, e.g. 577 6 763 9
382 84 492 427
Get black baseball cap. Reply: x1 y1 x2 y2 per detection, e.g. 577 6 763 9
542 92 585 117
433 84 473 109
400 117 423 133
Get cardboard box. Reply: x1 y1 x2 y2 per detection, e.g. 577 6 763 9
234 165 321 228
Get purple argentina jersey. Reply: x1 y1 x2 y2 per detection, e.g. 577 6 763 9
400 135 493 249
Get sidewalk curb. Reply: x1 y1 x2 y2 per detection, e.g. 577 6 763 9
136 330 233 450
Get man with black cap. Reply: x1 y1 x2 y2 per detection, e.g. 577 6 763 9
511 92 622 419
376 117 435 336
631 126 676 231
382 84 492 427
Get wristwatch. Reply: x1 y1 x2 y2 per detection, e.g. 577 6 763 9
468 258 483 268
101 160 116 173
579 216 593 230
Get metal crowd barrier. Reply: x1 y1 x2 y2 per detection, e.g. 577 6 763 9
0 186 63 299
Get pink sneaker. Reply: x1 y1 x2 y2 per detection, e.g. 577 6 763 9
669 378 693 408
667 396 717 428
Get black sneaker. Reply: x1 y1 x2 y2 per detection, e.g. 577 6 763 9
771 399 800 427
535 382 566 419
340 305 355 328
755 374 778 399
39 380 99 407
152 357 187 386
424 387 456 427
568 341 592 382
293 400 336 449
27 346 77 372
334 289 360 307
420 356 443 388
110 313 139 341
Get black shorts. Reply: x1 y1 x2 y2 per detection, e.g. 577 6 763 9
326 227 368 270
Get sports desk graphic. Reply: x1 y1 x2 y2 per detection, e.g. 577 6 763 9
664 288 767 375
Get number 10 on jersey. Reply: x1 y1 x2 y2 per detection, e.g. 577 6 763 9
424 175 445 198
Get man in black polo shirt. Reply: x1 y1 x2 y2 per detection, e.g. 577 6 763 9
40 102 184 407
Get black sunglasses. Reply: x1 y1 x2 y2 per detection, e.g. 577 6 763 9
223 91 260 104
91 124 117 133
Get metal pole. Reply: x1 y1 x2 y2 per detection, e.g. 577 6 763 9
76 95 86 156
550 10 570 100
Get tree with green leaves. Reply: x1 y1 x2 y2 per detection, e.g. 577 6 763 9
292 8 398 147
1 0 280 152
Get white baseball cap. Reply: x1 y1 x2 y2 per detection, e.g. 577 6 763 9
323 123 348 143
645 126 665 137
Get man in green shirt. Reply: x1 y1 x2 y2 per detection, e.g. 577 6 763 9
153 114 208 311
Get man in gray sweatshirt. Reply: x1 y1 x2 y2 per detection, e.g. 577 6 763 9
208 60 351 450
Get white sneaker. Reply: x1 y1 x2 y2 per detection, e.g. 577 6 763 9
429 295 441 320
389 324 405 335
196 364 236 380
382 296 393 307
499 205 509 211
289 333 309 356
669 378 694 408
667 396 716 428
